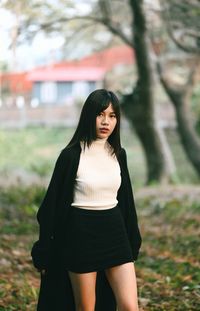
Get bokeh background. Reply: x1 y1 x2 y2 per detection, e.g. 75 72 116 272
0 0 200 310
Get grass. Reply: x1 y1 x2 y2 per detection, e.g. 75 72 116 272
0 126 74 177
136 193 200 310
0 186 41 311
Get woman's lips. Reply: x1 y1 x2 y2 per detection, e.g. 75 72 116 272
99 128 109 133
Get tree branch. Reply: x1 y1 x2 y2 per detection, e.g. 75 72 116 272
167 25 199 54
98 0 112 22
61 21 100 49
156 60 183 101
161 1 199 54
34 15 133 48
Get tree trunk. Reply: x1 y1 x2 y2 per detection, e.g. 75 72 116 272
121 91 169 183
176 99 200 175
122 0 171 183
160 76 200 176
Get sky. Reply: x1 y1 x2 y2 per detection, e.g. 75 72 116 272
0 8 66 70
0 9 13 62
0 1 93 71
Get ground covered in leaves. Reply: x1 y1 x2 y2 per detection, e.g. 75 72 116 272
0 185 200 311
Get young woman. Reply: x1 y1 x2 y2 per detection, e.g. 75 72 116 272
31 89 142 311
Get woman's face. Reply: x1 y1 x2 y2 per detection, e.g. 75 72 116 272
96 104 117 139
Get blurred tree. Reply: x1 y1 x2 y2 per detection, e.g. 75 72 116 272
2 0 176 184
151 0 200 177
81 0 174 183
162 0 200 54
2 0 46 68
121 0 174 184
0 61 9 72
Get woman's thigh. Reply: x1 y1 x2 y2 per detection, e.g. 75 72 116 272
105 262 139 311
68 271 97 311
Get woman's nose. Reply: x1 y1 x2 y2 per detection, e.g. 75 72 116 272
101 116 109 124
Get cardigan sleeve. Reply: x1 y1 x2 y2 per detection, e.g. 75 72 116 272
119 148 142 260
37 149 67 244
31 149 68 269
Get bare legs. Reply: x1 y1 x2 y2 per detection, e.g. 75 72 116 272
68 262 139 311
105 262 139 311
68 271 97 311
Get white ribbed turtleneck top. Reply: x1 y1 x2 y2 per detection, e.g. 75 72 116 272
71 138 121 210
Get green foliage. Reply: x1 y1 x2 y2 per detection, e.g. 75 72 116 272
30 162 52 178
0 126 74 176
0 61 9 72
0 185 45 235
0 185 44 208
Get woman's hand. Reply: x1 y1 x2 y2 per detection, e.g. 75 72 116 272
37 269 46 275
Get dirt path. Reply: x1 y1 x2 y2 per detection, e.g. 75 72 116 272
136 185 200 202
0 169 48 188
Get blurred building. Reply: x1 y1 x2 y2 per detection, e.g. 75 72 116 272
28 67 105 106
0 45 134 107
0 45 134 127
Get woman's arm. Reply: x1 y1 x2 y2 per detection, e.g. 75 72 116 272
37 149 66 243
31 149 67 269
119 148 142 260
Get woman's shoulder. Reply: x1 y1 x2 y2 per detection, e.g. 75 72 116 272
62 143 81 156
117 147 130 169
61 142 81 155
56 143 81 164
118 147 127 159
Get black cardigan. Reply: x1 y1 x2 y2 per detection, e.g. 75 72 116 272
31 142 142 311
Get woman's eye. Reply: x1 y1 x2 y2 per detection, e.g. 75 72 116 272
97 113 116 118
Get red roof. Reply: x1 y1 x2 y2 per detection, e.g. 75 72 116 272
0 72 32 94
28 67 106 82
54 45 134 70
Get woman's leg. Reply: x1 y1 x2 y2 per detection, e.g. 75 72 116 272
68 271 97 311
105 262 139 311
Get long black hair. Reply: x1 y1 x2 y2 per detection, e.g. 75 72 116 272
67 89 121 157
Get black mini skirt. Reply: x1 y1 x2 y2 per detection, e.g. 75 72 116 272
63 205 134 273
